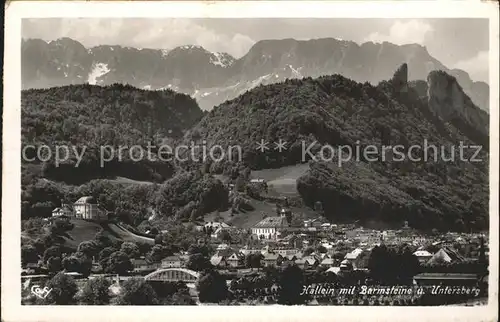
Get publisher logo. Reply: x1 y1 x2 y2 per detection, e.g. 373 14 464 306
31 285 52 299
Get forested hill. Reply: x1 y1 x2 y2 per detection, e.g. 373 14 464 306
21 83 204 184
190 65 488 169
188 65 489 231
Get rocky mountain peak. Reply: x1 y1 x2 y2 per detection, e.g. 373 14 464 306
427 70 489 137
391 63 408 92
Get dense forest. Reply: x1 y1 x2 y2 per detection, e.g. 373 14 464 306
21 84 216 223
21 83 204 185
21 170 229 226
189 70 489 231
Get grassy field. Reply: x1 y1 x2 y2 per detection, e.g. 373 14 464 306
105 222 155 244
204 164 314 228
251 163 309 196
110 177 156 185
59 219 154 249
205 198 318 229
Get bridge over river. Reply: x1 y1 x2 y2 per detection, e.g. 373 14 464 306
144 268 200 283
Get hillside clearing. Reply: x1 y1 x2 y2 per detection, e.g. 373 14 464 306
56 219 154 250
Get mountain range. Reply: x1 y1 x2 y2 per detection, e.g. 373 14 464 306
22 37 489 112
20 36 490 231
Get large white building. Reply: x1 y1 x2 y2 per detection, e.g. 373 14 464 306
73 196 108 221
252 216 289 240
52 202 73 217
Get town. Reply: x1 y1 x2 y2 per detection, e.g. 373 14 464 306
21 177 489 306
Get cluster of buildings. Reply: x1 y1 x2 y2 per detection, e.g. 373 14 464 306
129 237 483 276
51 196 110 221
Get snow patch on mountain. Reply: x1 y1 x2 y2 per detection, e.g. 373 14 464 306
251 74 272 87
210 52 234 68
161 49 170 57
88 63 110 85
181 45 202 50
288 65 303 78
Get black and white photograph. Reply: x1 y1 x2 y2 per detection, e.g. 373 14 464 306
2 1 499 322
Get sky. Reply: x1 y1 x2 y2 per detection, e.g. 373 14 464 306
22 18 490 82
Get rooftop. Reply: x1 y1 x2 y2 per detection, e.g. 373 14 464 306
414 273 478 280
75 196 96 204
413 250 433 257
345 248 364 260
254 216 289 228
162 255 183 262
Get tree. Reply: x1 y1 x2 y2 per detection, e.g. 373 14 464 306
62 256 81 272
478 236 487 265
50 219 74 236
196 270 228 303
187 244 212 257
99 246 117 261
43 245 62 264
78 277 111 305
136 242 153 257
242 167 251 180
62 254 92 276
77 241 99 258
167 288 196 305
245 253 263 270
368 245 392 283
47 256 63 273
44 272 78 305
94 231 113 249
220 230 232 244
316 245 327 254
275 203 281 215
398 247 421 283
104 251 133 275
21 245 39 266
116 278 159 305
314 201 323 214
33 236 53 255
303 247 314 256
154 234 164 245
120 242 140 259
234 175 246 192
186 253 212 272
147 245 172 263
278 264 305 305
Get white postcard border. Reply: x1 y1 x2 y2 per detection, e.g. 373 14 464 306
2 1 499 322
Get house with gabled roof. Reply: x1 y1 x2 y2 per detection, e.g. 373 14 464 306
226 252 245 268
161 255 185 268
295 256 318 270
320 257 335 268
427 247 465 265
210 254 228 268
281 254 298 266
344 248 370 269
52 202 73 218
239 246 261 256
216 247 238 258
262 253 283 267
413 250 434 263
